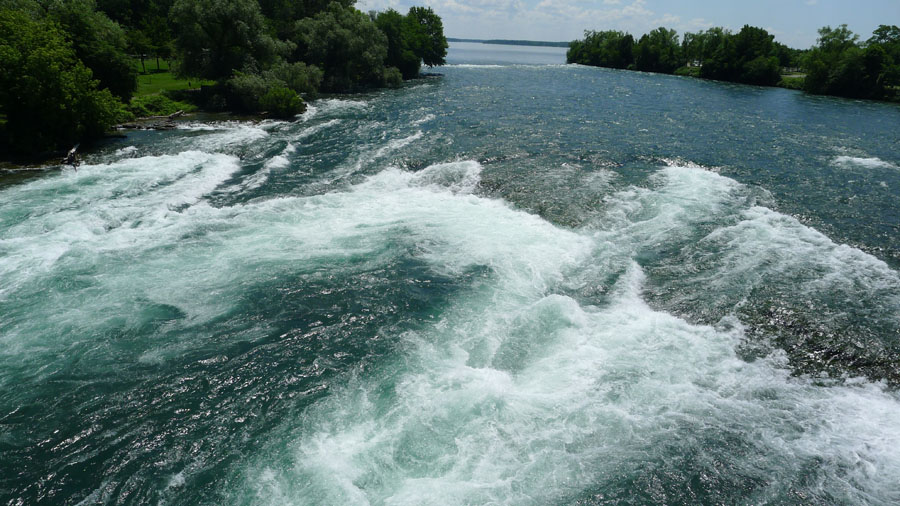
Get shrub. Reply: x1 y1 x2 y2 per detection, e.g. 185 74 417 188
674 66 700 77
266 61 323 96
382 66 403 88
259 86 305 117
226 72 277 112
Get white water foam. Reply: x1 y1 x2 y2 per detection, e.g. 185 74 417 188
300 99 369 122
5 136 900 504
225 162 900 505
833 155 898 170
174 122 270 152
412 114 436 126
114 146 139 157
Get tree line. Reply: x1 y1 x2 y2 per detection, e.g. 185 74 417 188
567 24 900 100
0 0 448 156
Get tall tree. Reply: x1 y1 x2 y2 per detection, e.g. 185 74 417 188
291 2 388 91
802 25 889 98
405 6 447 68
375 9 421 79
634 27 681 73
567 30 634 69
45 0 137 100
170 0 280 80
0 9 121 154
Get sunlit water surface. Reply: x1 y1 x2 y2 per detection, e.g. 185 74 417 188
2 42 900 505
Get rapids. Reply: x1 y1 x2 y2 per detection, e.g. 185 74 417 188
1 42 900 505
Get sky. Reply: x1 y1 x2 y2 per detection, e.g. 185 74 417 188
356 0 900 49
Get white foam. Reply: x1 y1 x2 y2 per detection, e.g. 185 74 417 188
222 162 900 504
408 160 482 194
300 99 369 122
115 146 139 157
412 114 436 126
833 156 898 170
234 260 900 504
174 122 269 152
449 64 508 69
323 131 424 185
263 155 290 170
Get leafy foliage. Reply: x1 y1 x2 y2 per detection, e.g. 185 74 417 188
406 6 447 67
259 86 305 117
699 25 781 86
804 25 899 99
291 2 388 91
566 30 634 69
375 9 422 79
1 0 447 154
0 9 122 153
634 27 681 74
375 7 447 79
44 0 137 100
170 0 280 80
265 61 323 96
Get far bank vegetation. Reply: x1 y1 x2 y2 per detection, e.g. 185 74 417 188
567 24 900 101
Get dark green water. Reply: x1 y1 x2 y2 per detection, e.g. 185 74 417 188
2 42 900 505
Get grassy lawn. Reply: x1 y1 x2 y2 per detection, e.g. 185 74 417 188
133 59 213 97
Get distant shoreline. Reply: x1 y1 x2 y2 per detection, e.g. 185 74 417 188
447 38 569 48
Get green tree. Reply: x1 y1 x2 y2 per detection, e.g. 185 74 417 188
634 27 681 73
266 61 323 96
867 25 900 92
405 6 447 68
259 86 304 117
681 31 705 65
170 0 280 80
700 25 780 86
291 2 388 91
0 9 121 154
45 0 137 100
802 25 890 98
375 8 422 79
375 7 447 79
128 28 152 73
567 30 634 69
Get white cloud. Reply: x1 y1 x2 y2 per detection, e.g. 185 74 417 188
358 0 722 41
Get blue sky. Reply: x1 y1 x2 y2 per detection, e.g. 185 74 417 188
357 0 900 48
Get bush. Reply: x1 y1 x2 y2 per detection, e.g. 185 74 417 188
259 86 305 117
674 66 700 77
266 61 322 96
382 66 403 88
226 72 275 112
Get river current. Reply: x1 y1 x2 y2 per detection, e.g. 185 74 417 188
2 42 900 505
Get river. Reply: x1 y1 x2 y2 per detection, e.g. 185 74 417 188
2 42 900 505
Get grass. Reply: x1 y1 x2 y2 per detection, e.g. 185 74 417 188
133 59 213 97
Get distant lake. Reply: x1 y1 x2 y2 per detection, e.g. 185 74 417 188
446 40 568 65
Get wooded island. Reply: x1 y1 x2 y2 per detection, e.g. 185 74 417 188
567 24 900 100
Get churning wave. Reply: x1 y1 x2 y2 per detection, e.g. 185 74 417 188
2 95 900 505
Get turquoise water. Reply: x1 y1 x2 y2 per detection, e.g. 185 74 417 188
2 43 900 505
